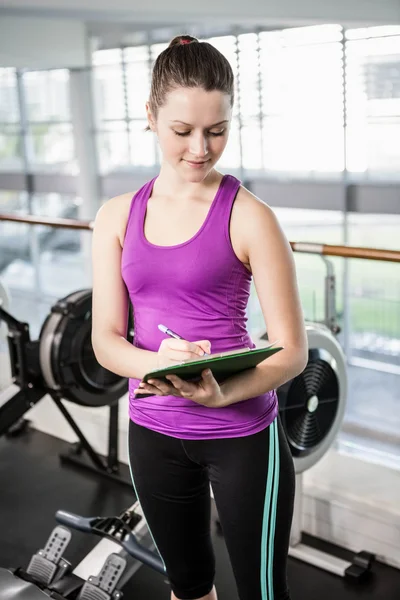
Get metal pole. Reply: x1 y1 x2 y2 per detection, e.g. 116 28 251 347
16 70 42 299
341 30 351 361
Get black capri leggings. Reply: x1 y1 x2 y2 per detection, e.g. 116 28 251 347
128 416 295 600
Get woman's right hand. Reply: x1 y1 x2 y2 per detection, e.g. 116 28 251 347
157 338 211 369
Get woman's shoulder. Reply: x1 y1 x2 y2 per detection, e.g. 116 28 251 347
234 183 276 223
231 182 285 246
99 190 136 215
94 191 137 246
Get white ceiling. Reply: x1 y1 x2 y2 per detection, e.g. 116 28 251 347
1 0 399 26
0 0 399 48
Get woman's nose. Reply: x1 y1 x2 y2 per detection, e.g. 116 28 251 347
189 134 208 158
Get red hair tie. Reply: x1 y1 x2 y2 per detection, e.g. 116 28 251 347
180 39 191 45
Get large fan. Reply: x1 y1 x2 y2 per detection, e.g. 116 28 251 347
0 289 130 485
277 322 347 474
39 289 127 407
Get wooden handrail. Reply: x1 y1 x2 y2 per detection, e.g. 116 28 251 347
0 213 94 231
0 212 399 263
289 242 400 263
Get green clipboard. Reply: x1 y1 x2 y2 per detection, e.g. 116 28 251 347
135 343 283 397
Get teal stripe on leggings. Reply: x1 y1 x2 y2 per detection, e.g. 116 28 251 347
260 418 280 600
126 437 167 572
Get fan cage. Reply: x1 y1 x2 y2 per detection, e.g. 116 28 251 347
282 351 340 457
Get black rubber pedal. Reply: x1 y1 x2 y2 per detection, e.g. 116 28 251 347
345 550 375 583
78 553 127 600
26 526 71 585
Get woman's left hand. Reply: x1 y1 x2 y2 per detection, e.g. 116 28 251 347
134 369 228 408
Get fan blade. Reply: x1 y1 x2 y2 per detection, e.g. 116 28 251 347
317 396 337 405
290 411 322 449
281 402 310 411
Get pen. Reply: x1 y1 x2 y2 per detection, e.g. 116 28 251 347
158 324 184 340
158 324 210 354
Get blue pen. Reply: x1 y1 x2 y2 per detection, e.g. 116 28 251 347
158 324 210 354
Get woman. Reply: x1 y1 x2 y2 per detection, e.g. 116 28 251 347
92 34 308 600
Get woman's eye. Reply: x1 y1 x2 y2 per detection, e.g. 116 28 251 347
173 130 225 137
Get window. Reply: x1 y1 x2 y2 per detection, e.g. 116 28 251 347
0 68 23 171
93 63 126 122
259 25 344 175
22 70 76 173
97 120 130 172
346 212 400 365
0 68 20 122
90 25 400 180
345 29 400 178
23 70 71 122
125 45 151 119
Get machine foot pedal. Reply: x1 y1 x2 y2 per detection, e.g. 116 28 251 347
26 525 71 585
78 553 127 600
345 550 375 582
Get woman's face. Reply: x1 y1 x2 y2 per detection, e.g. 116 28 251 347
147 87 232 182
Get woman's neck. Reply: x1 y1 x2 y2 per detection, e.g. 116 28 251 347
154 163 222 200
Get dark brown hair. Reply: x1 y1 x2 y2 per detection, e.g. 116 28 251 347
148 34 235 120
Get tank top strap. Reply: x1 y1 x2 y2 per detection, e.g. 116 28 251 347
208 173 241 241
124 177 157 243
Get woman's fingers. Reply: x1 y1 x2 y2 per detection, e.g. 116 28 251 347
192 340 212 355
165 374 194 395
134 378 180 397
160 338 211 362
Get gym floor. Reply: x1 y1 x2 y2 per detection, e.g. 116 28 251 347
1 427 399 600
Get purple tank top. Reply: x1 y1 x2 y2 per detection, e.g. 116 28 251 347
121 174 277 439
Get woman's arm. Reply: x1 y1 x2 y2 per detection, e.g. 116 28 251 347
220 190 308 406
91 194 158 380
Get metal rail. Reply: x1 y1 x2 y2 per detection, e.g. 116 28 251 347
1 212 399 263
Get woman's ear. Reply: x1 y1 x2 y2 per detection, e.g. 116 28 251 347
146 102 156 132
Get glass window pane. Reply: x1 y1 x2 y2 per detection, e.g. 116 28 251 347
0 202 90 333
207 35 237 76
259 28 344 174
348 212 400 250
247 207 344 332
125 46 151 119
346 26 400 40
97 121 129 173
0 125 23 171
0 190 28 213
124 45 150 63
218 118 241 169
208 35 239 117
345 35 400 178
129 120 156 166
347 213 400 367
347 122 400 175
31 192 79 219
280 24 343 45
93 48 122 66
23 70 71 122
28 123 76 172
262 116 344 173
262 42 344 119
0 68 20 123
93 64 126 122
151 43 168 62
238 33 260 119
241 117 263 170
